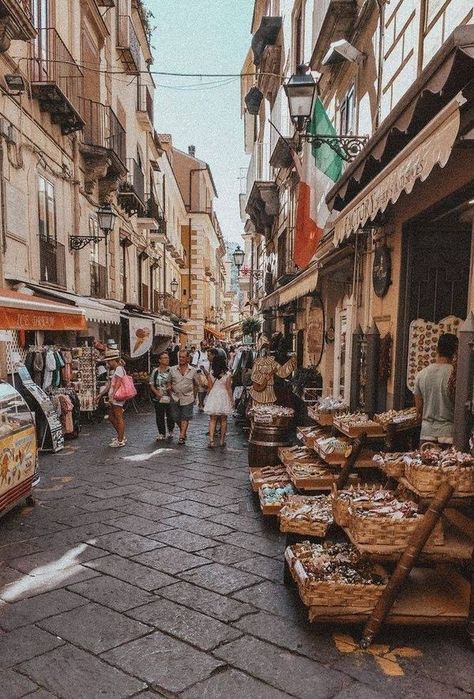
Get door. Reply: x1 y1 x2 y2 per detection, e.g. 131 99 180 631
397 222 471 406
32 0 50 79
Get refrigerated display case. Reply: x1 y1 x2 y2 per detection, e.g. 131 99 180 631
0 382 38 519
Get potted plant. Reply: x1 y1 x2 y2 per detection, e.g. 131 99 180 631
241 316 261 339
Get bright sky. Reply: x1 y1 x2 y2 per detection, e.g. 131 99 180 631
148 0 255 242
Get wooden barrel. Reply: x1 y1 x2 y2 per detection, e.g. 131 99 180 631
248 422 292 468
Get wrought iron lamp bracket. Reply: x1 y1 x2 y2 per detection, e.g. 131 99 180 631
69 234 107 251
301 133 369 162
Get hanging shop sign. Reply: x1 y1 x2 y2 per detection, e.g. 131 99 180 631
307 296 325 367
129 317 154 358
372 245 392 298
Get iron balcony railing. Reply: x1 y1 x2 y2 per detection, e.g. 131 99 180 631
77 97 126 165
126 157 145 204
137 82 154 123
117 0 140 73
39 238 66 288
144 191 160 220
29 27 84 133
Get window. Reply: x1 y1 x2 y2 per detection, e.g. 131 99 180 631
340 86 355 135
38 175 56 243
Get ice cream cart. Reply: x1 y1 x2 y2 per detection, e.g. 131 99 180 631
0 382 38 519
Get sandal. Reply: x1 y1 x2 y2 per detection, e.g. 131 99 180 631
220 441 227 448
207 442 215 449
178 437 186 445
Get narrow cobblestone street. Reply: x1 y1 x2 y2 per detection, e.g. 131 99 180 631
0 410 472 699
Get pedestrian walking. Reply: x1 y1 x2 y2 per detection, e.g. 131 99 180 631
414 332 458 446
96 350 127 448
203 353 233 448
192 341 210 371
149 351 175 441
167 349 199 445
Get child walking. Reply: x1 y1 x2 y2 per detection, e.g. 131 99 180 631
203 354 233 448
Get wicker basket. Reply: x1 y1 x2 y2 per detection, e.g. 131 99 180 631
249 467 289 492
331 498 352 527
348 508 444 547
279 496 333 537
383 460 406 479
404 461 474 496
293 559 388 608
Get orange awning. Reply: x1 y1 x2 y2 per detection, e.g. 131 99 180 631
204 325 225 340
0 289 86 331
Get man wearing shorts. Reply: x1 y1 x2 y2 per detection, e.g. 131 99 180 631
167 349 199 445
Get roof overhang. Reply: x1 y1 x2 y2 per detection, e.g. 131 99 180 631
327 25 474 212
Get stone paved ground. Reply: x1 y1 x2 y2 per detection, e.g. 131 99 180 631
0 408 472 699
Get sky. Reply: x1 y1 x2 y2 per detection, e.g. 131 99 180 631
147 0 255 243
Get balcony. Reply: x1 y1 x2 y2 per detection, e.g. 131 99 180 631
310 0 358 71
90 262 107 299
77 97 127 197
39 238 66 288
117 1 140 74
246 180 279 239
118 158 145 217
29 28 84 134
137 83 154 127
137 192 161 231
149 216 167 245
0 0 36 46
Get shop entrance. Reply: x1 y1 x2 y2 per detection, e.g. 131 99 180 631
396 192 472 407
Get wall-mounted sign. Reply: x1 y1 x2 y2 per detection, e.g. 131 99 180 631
373 245 392 298
307 296 325 367
128 317 153 358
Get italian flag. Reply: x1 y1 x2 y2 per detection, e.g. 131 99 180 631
293 98 343 269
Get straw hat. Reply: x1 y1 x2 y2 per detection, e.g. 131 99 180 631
102 349 120 361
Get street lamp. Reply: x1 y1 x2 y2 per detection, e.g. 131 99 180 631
284 65 368 161
232 245 245 273
69 203 117 250
284 68 318 133
170 277 178 296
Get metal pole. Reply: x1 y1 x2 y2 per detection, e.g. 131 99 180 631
364 321 380 416
350 325 364 411
453 312 474 451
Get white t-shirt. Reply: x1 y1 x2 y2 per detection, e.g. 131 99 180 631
192 350 210 372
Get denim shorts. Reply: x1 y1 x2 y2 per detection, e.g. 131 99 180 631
171 401 194 422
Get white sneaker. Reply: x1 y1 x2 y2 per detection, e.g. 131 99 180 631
109 438 119 447
111 439 127 448
156 435 166 441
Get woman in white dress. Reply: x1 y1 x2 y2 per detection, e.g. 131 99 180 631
203 354 233 448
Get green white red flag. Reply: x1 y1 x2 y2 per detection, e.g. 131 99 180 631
293 98 343 268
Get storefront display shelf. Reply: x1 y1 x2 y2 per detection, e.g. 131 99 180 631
307 566 470 626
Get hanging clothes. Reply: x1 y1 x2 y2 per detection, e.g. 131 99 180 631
62 351 72 384
53 351 65 388
33 351 45 386
43 350 57 390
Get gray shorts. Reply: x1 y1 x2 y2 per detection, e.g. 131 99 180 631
171 401 194 423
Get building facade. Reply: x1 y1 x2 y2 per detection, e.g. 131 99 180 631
240 0 474 422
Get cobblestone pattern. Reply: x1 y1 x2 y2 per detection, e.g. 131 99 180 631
0 409 472 698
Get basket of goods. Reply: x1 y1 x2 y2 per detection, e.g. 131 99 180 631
249 465 289 492
331 485 398 527
333 412 385 438
287 460 338 490
374 407 420 431
258 482 296 515
250 404 295 427
278 445 315 465
315 436 352 464
308 397 349 426
372 452 414 479
297 426 330 449
404 447 474 496
347 498 444 548
286 541 387 608
279 495 333 536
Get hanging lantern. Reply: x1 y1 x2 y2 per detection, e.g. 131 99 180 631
245 87 263 115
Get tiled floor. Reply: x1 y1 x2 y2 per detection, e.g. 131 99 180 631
0 408 472 698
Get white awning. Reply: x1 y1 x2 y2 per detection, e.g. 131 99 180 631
26 286 122 325
333 94 463 245
261 262 319 310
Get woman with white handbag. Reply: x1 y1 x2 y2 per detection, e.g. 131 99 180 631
150 351 175 441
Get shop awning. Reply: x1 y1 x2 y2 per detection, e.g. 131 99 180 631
204 325 225 340
0 289 86 331
333 95 462 245
153 318 174 337
261 262 319 310
26 285 122 325
327 25 474 212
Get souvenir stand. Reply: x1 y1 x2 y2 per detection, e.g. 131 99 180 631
247 398 474 647
0 381 38 518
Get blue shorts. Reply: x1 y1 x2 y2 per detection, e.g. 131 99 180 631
171 401 194 422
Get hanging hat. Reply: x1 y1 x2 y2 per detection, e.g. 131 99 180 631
102 349 120 361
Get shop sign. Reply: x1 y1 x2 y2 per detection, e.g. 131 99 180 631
0 307 86 331
129 317 154 357
307 298 324 367
334 98 462 244
0 426 36 500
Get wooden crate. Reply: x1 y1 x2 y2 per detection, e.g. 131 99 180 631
333 420 386 438
249 467 289 492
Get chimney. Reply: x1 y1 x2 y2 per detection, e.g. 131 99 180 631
188 145 196 158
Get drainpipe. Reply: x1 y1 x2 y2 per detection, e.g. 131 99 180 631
374 0 386 130
0 139 6 279
71 135 82 294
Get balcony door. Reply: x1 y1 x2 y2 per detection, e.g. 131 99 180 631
32 0 50 79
